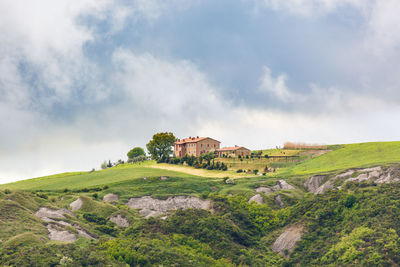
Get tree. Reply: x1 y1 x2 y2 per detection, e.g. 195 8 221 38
127 147 146 159
146 132 176 160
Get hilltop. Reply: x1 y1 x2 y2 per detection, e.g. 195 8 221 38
1 141 400 266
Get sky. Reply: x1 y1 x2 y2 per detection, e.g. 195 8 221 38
1 0 400 183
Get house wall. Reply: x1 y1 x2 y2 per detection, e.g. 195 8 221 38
174 138 221 157
234 148 251 157
196 139 220 156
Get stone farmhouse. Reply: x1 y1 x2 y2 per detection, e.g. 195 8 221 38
174 136 251 158
216 146 251 157
174 137 221 157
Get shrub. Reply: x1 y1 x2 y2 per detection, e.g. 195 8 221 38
237 169 243 173
36 192 48 199
253 169 259 175
83 213 107 225
92 193 98 199
95 225 116 236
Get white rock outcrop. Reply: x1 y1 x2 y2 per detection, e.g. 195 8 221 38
35 207 95 241
271 224 304 255
126 196 211 218
110 214 130 227
255 180 295 195
304 165 400 194
103 193 119 203
47 224 77 242
248 194 264 204
69 197 83 211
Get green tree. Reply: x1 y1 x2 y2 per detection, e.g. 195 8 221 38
146 132 176 160
127 147 146 159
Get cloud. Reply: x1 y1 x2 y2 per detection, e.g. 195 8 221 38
253 0 400 57
258 66 295 102
1 0 400 184
252 0 365 16
365 0 400 57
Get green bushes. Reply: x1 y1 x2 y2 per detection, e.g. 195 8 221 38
95 225 116 236
83 213 107 225
287 184 400 266
167 154 227 171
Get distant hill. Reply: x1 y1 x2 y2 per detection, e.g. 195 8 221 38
1 141 400 266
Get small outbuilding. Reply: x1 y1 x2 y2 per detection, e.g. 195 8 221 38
216 146 251 157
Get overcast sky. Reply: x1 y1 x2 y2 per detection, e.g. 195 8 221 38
1 0 400 183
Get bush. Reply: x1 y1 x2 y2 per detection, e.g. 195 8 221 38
221 163 228 171
253 169 259 175
237 169 243 173
83 213 107 225
95 225 116 236
170 157 181 164
36 192 48 199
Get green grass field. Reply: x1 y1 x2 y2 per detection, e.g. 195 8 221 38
283 141 400 176
1 163 199 191
3 141 400 192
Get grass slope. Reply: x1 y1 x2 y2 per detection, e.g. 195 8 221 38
283 141 400 175
1 163 198 191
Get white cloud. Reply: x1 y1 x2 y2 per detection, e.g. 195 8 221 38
365 0 400 57
253 0 365 16
258 66 295 102
254 0 400 58
1 0 400 184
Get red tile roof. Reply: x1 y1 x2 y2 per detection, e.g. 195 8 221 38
175 137 220 145
216 146 249 151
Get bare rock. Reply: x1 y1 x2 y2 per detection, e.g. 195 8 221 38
47 224 77 242
69 197 83 211
376 165 400 184
305 165 400 195
248 194 264 204
160 176 168 181
36 207 94 241
275 195 284 207
35 207 73 220
110 214 130 227
225 178 235 184
271 225 304 256
103 193 119 203
315 180 335 194
126 196 211 218
272 180 295 192
304 175 327 193
255 187 274 194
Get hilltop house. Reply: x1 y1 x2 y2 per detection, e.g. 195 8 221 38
174 136 221 157
216 146 251 157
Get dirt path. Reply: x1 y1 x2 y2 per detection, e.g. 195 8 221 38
149 164 250 178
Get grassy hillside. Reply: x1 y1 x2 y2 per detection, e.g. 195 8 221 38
283 141 400 176
1 141 400 266
1 163 198 191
